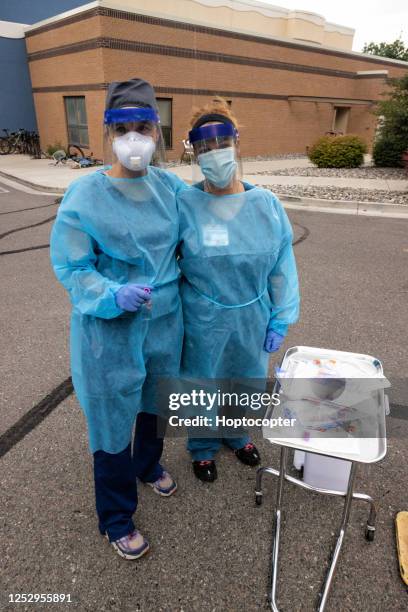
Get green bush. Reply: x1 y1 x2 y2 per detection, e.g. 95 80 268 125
373 75 408 167
373 135 406 167
46 142 66 156
308 135 367 168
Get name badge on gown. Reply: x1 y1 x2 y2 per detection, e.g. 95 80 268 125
202 224 229 247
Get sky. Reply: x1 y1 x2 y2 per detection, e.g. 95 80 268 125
259 0 408 51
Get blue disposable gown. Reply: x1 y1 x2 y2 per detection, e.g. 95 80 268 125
178 182 300 379
50 167 186 453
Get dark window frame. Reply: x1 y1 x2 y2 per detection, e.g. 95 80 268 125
63 96 89 148
157 97 173 150
332 105 351 135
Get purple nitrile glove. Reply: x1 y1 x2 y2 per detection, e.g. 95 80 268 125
264 330 285 353
115 284 153 312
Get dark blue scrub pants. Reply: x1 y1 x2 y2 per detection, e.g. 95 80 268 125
187 403 249 460
187 435 249 461
93 412 164 542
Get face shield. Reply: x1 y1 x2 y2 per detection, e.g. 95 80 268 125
188 119 242 188
103 106 166 171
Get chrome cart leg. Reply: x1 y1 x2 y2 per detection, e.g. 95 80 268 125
255 467 267 506
269 446 288 612
317 461 357 612
353 492 376 541
255 466 280 506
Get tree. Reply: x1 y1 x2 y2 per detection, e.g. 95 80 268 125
362 37 408 62
373 74 408 166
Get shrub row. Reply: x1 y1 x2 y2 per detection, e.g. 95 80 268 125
308 135 367 168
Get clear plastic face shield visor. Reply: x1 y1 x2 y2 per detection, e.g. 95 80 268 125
103 106 166 172
188 119 242 188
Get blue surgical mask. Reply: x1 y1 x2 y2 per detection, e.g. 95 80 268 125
197 147 238 188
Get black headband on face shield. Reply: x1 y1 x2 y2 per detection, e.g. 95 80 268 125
192 113 235 130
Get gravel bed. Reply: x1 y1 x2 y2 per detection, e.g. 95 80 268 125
258 184 408 205
254 166 407 179
241 153 307 162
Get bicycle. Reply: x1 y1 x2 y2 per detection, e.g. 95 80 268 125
0 129 13 155
0 128 45 156
50 144 103 168
0 128 26 154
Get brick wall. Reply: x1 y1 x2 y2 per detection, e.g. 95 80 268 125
26 15 102 54
26 8 408 160
33 89 105 156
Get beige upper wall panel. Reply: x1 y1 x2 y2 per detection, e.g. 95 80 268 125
322 30 353 50
286 15 324 45
100 0 354 50
105 0 286 37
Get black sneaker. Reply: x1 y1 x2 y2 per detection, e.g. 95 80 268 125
192 460 217 482
235 443 261 466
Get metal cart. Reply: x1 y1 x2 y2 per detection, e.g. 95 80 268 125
255 346 388 612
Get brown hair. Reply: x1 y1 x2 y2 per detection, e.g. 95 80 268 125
190 96 239 129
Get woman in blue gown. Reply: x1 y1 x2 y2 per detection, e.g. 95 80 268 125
177 99 300 482
50 78 185 558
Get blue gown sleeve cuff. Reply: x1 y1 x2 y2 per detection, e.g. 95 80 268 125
70 281 125 319
109 284 126 317
267 320 289 336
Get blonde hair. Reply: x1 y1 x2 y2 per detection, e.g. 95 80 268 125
190 96 239 129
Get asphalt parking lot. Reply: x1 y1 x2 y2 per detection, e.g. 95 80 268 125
0 179 407 611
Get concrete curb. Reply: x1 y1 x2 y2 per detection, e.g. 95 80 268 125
0 169 407 218
276 193 408 219
0 171 65 194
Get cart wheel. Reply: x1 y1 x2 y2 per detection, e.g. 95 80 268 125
255 494 263 506
365 527 375 542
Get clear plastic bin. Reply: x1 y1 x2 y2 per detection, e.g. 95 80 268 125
304 453 351 493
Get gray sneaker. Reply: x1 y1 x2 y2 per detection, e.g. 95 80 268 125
109 530 149 560
147 470 177 497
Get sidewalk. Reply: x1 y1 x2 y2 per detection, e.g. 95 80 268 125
0 155 407 217
0 154 95 193
0 155 317 191
3 154 408 192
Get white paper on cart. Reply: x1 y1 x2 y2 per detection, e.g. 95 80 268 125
276 356 390 407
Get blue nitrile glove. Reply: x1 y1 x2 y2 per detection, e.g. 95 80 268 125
264 330 285 353
115 284 153 312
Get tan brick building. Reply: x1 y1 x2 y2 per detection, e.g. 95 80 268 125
25 0 408 161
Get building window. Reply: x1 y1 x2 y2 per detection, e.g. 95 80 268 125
64 96 89 147
332 106 350 135
157 98 172 149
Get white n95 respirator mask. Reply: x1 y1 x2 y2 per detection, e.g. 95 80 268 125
112 132 156 171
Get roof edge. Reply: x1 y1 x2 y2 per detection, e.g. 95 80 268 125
23 0 408 68
0 19 29 39
24 1 99 33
